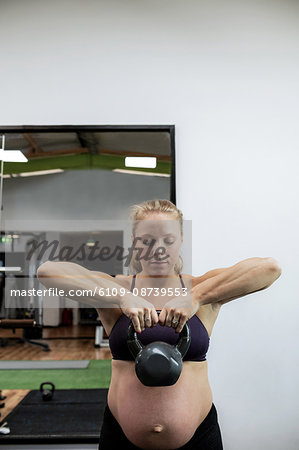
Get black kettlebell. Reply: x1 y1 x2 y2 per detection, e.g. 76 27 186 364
127 311 191 387
40 382 55 401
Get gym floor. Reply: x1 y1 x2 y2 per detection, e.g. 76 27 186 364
0 324 112 424
0 324 111 360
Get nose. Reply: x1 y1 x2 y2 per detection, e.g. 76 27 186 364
149 239 167 261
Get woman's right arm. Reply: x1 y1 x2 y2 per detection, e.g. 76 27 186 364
36 261 159 332
36 261 133 309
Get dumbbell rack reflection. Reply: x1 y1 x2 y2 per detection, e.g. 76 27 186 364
0 134 28 262
0 136 49 350
80 316 109 348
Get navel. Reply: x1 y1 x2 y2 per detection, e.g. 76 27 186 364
152 424 164 433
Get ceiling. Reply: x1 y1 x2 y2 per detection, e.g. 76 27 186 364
1 130 173 175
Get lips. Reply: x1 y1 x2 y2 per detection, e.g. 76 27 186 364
150 262 167 264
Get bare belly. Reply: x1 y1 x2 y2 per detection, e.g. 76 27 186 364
108 359 213 450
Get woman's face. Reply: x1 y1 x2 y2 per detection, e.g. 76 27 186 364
132 213 182 275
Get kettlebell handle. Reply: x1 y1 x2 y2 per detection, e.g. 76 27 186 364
40 381 55 394
127 310 191 360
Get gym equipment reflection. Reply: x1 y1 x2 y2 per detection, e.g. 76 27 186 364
0 125 175 446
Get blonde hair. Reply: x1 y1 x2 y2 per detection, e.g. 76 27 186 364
128 199 184 275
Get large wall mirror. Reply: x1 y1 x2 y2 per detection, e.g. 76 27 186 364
0 125 175 356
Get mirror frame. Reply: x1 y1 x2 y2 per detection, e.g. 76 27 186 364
0 124 176 204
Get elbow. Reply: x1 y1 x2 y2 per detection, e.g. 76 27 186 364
267 257 282 275
36 261 56 279
265 258 282 285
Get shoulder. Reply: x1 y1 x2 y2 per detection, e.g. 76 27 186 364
180 273 198 289
180 273 193 279
181 273 221 313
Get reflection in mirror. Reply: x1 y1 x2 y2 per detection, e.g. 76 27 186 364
0 126 175 369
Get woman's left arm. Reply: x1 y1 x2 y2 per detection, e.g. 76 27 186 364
193 257 282 307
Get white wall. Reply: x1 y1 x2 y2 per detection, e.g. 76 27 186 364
0 1 298 448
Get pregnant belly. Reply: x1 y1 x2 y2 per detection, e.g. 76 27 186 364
108 360 213 450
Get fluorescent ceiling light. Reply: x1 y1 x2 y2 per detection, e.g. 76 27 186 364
18 168 64 177
0 149 28 162
125 157 156 168
113 168 170 177
86 242 95 247
3 169 64 178
0 267 22 272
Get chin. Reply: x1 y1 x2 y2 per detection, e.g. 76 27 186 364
148 264 171 274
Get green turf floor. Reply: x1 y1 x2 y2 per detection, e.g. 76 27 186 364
0 360 111 389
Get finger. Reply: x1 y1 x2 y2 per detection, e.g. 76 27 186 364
165 309 174 327
151 309 159 326
175 313 187 333
144 308 152 328
175 322 184 333
130 312 142 334
158 309 166 326
139 310 145 331
172 311 181 329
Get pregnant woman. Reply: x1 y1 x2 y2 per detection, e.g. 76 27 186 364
37 199 282 449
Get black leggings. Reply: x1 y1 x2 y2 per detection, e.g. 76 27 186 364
99 402 224 449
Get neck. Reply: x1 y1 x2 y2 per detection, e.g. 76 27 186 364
136 270 180 288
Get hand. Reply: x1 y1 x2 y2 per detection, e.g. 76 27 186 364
158 293 200 333
119 294 159 334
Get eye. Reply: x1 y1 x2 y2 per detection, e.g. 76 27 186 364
142 239 152 245
165 240 175 245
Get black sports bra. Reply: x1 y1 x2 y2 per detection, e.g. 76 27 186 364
108 273 210 361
